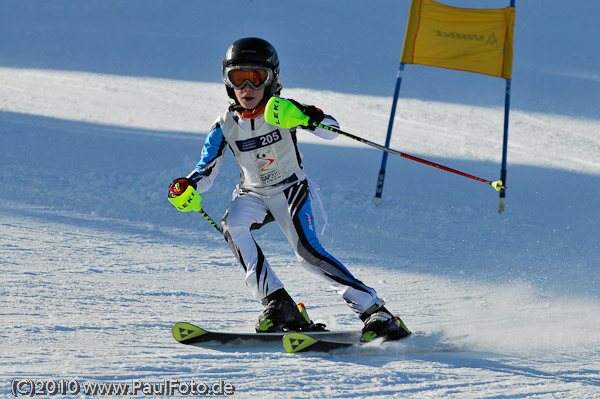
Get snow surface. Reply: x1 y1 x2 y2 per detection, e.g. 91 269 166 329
1 1 599 398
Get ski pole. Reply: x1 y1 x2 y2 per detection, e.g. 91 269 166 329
198 208 223 235
168 178 224 234
265 97 503 191
316 123 503 190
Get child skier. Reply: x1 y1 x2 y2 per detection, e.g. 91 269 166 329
168 37 410 342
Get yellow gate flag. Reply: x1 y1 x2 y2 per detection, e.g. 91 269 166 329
401 0 516 79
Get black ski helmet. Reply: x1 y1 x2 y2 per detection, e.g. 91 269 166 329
222 37 282 105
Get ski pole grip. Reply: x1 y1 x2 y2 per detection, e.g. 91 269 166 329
168 184 202 212
265 97 310 128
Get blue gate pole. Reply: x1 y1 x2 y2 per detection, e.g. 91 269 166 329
498 78 511 213
499 0 516 213
374 63 405 205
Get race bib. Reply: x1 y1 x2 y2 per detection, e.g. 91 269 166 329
253 147 283 184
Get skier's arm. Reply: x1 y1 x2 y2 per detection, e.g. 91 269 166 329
298 114 338 140
187 122 227 193
287 99 339 140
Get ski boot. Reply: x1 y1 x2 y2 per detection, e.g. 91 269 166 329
360 300 411 342
255 289 327 333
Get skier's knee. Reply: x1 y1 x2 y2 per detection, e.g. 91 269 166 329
222 224 250 241
221 213 239 236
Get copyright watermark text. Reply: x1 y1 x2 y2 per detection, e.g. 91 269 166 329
11 378 235 396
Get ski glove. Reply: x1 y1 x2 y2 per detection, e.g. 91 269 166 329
168 177 202 212
169 177 196 195
287 99 324 130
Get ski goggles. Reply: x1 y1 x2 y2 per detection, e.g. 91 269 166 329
223 65 273 90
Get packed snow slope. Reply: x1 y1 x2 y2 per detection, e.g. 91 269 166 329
2 71 599 399
1 1 600 398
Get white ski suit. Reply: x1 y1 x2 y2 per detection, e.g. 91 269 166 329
188 103 381 315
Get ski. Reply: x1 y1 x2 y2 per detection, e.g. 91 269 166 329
172 322 282 346
172 322 361 348
282 331 469 353
282 332 355 353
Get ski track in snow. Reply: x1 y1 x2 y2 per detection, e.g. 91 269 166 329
2 207 599 398
1 69 600 397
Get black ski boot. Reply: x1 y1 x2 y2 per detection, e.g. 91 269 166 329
360 300 411 342
255 289 326 332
